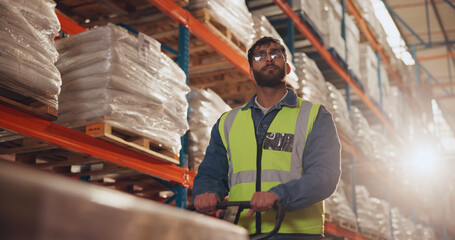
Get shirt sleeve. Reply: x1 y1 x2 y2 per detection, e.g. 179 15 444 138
268 105 341 211
192 119 230 201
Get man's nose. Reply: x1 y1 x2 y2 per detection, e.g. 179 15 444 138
265 52 273 62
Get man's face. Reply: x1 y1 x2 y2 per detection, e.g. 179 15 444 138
250 43 286 88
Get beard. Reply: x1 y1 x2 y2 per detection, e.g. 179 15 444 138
252 64 286 87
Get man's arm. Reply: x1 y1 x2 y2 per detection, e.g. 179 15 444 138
269 106 341 211
192 119 230 211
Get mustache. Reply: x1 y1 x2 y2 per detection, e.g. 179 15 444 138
262 64 278 70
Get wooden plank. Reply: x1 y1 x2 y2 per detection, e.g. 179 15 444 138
191 8 247 58
0 137 56 154
68 166 135 177
189 59 232 73
325 212 333 223
336 218 358 233
0 86 57 121
85 122 179 165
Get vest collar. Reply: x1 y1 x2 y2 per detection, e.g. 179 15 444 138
242 88 298 111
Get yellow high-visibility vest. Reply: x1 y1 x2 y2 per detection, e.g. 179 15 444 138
219 98 323 234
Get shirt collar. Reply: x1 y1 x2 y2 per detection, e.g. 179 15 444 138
242 88 298 111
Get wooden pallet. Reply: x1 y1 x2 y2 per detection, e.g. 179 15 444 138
0 148 175 201
191 8 248 58
0 137 56 155
85 122 180 165
0 86 58 121
336 218 358 232
324 212 333 223
361 231 381 240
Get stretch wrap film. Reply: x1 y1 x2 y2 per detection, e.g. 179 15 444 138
56 24 189 155
188 88 231 171
0 0 61 109
325 180 358 229
189 0 255 49
355 185 392 239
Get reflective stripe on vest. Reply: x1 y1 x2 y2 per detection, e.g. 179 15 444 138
219 98 323 234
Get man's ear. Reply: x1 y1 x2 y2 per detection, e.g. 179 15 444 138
286 63 291 75
249 68 257 83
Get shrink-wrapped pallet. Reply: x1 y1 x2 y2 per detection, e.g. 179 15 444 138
189 0 255 49
188 89 231 172
294 52 330 106
320 0 346 60
346 15 360 78
391 208 417 239
56 24 189 155
350 106 374 158
325 82 355 143
325 180 357 229
383 86 404 129
415 224 436 240
359 43 380 104
0 0 61 108
369 129 397 167
251 14 299 89
353 0 386 46
356 186 393 239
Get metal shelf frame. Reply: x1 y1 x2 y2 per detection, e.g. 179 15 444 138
3 10 196 195
0 104 195 187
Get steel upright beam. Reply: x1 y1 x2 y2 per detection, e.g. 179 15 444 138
55 10 86 35
0 104 195 187
176 23 191 208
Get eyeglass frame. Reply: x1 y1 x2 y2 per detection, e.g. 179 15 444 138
252 48 285 62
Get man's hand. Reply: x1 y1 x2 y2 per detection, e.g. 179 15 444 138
246 192 279 217
193 192 218 213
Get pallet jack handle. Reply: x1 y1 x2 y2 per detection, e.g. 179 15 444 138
188 201 285 240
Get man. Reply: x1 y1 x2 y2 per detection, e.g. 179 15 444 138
193 36 341 239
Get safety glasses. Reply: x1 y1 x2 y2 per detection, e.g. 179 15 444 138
253 49 284 62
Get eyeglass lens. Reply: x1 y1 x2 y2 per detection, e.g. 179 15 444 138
253 49 283 62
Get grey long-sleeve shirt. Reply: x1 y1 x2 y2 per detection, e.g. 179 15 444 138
192 89 341 211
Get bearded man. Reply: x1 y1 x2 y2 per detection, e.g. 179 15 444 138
193 36 341 240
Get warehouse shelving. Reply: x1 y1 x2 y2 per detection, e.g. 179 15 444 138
0 0 439 239
147 0 397 239
0 103 195 188
0 6 196 207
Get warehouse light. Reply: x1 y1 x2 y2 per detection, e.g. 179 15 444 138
370 0 415 65
408 144 440 177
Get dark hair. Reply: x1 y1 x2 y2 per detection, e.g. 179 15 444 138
247 36 287 67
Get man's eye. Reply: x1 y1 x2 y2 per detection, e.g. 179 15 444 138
254 52 266 61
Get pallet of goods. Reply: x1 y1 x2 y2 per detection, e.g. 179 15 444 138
0 0 61 120
55 24 189 163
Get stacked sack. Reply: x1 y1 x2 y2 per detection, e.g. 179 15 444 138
356 186 393 240
56 24 189 155
188 89 231 172
350 106 374 159
294 52 329 105
359 43 380 104
320 0 346 60
251 14 299 90
415 223 436 240
189 0 255 50
391 208 436 240
325 180 357 229
391 208 416 239
369 129 398 167
0 0 61 109
325 82 355 143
